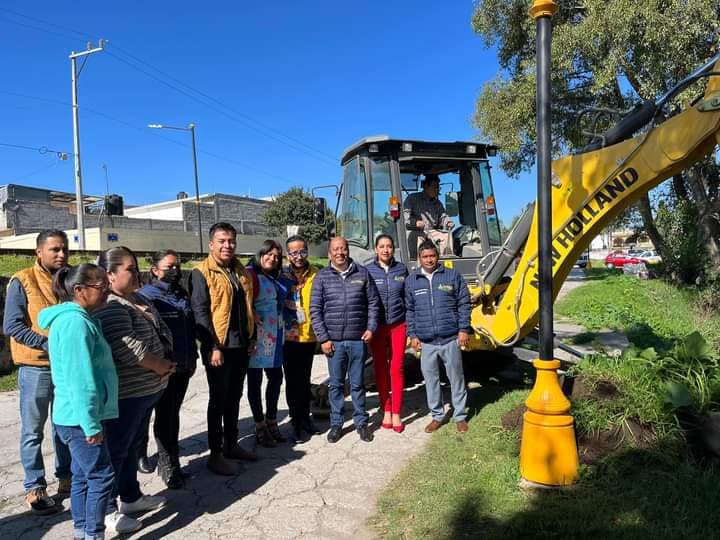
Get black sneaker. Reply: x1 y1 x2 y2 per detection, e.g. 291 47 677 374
302 417 321 435
357 425 374 442
327 426 343 443
292 423 309 443
25 487 59 515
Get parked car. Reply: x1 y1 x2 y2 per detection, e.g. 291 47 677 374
638 250 662 265
576 252 589 268
605 251 642 268
627 248 645 257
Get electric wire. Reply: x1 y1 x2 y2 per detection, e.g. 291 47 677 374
0 7 338 167
0 90 300 186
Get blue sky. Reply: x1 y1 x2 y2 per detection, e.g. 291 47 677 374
0 1 536 222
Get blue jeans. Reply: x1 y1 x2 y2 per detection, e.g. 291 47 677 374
420 340 467 422
18 365 72 491
327 340 368 428
55 424 114 540
103 391 161 513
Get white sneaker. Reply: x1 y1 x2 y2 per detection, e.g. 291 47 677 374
105 511 142 534
119 494 166 514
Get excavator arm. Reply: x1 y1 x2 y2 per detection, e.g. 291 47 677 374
467 57 720 352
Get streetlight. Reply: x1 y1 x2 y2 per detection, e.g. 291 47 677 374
518 0 578 487
70 39 106 250
148 123 204 254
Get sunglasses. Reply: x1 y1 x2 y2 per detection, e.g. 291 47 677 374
288 249 308 258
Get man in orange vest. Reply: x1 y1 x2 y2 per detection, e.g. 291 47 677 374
3 230 72 514
190 222 257 476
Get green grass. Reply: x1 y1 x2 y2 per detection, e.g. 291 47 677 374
370 386 720 539
0 368 18 392
556 275 720 351
0 254 150 277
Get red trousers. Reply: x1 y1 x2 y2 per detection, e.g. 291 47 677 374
370 321 406 415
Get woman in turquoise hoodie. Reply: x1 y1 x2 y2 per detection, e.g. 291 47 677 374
39 263 117 540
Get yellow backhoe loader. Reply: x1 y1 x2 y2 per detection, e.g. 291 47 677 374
314 53 720 354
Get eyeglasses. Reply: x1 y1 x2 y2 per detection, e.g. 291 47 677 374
83 283 110 292
288 249 308 258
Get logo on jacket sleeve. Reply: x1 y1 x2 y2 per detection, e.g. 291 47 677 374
393 275 405 282
349 278 365 286
437 284 454 293
414 288 429 296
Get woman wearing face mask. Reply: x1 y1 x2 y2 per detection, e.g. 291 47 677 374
138 250 197 489
94 247 176 535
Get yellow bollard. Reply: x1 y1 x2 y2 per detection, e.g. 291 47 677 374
519 360 578 486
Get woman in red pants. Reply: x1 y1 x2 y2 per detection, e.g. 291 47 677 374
367 235 409 432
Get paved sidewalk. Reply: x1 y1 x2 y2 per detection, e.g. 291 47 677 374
0 356 434 539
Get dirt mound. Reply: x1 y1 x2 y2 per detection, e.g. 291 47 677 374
501 403 525 431
501 376 650 465
569 376 619 401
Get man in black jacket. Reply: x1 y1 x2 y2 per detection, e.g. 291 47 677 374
310 237 380 443
190 223 257 475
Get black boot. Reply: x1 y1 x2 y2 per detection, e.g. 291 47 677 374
158 452 184 489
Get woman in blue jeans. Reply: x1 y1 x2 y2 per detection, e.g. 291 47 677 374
38 263 117 540
94 247 176 535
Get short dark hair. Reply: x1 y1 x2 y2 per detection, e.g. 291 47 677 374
97 246 138 273
150 249 180 278
209 222 236 239
250 239 283 276
36 229 68 248
422 173 440 187
286 235 307 248
374 234 394 248
52 263 104 302
418 239 439 256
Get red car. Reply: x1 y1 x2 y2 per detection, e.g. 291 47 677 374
604 251 642 268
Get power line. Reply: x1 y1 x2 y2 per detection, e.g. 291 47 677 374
109 44 338 162
103 49 337 166
0 7 338 167
0 90 301 186
0 141 71 158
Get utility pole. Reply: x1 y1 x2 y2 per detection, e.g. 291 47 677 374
189 124 204 253
70 40 105 250
148 123 204 253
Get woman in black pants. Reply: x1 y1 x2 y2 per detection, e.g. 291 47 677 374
138 250 197 488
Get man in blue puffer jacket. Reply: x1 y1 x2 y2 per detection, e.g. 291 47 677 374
310 237 380 443
405 239 471 434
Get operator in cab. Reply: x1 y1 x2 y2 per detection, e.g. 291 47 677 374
403 173 454 256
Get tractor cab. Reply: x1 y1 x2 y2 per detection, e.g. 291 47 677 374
317 135 502 279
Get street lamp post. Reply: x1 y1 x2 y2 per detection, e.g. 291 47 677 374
70 40 105 250
148 123 204 254
518 0 578 487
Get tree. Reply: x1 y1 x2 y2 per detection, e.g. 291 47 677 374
262 187 328 244
472 0 720 282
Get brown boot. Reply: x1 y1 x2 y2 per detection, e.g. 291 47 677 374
456 420 469 433
207 451 240 476
254 424 277 448
25 487 59 515
266 420 287 443
424 419 443 433
224 441 258 461
57 477 72 496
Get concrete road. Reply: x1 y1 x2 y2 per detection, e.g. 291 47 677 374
0 356 437 539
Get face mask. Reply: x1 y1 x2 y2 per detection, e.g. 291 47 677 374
160 267 181 285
